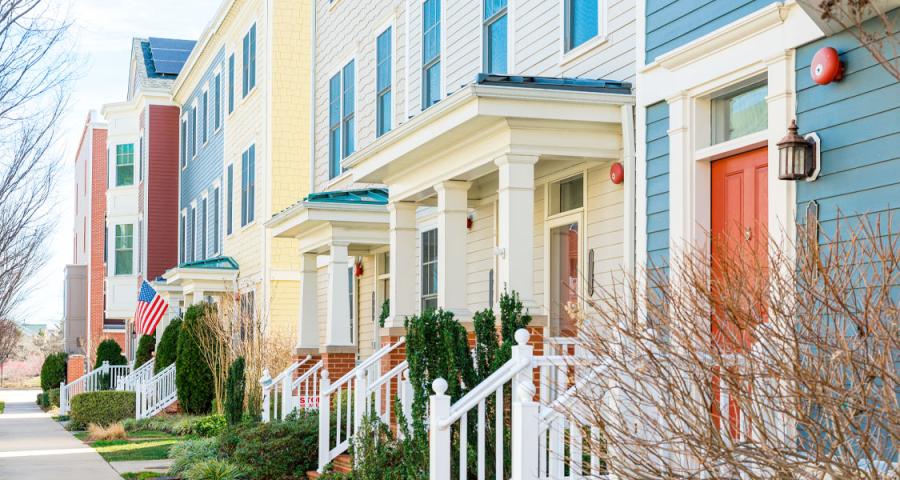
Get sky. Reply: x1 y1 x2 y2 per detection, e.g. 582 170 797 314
13 0 220 326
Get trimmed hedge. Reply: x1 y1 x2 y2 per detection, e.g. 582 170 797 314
69 391 136 430
40 352 67 391
94 339 127 368
219 411 319 480
48 388 60 407
134 334 155 369
224 357 245 426
176 305 215 414
155 318 181 374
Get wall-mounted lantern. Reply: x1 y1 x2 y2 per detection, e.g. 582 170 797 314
777 119 820 181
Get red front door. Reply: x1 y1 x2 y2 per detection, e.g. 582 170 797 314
710 147 768 438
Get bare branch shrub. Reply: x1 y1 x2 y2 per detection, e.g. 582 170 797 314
0 0 73 321
571 215 899 479
0 318 22 385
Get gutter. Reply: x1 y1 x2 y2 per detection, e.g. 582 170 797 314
309 0 318 195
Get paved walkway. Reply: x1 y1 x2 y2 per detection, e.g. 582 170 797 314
0 389 121 479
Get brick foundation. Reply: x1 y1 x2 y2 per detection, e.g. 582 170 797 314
66 354 86 384
321 352 356 382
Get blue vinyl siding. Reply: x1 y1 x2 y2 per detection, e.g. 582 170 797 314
795 18 900 240
180 47 227 265
645 0 777 64
646 102 670 272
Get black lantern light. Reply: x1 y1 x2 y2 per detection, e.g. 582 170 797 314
777 119 819 181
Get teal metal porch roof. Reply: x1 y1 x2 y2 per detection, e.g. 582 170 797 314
177 256 239 270
304 188 388 205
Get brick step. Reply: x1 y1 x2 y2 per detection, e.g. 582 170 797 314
307 454 353 479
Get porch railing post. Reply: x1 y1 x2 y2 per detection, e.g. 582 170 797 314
429 378 451 480
353 369 367 434
511 381 540 480
399 369 413 438
510 329 534 404
59 381 67 415
317 370 331 472
281 375 293 419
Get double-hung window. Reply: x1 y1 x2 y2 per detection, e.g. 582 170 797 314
115 144 134 186
212 187 220 254
422 0 441 109
564 0 599 52
342 61 355 159
181 119 187 167
328 60 356 179
242 24 257 97
180 213 186 263
190 106 197 157
201 197 208 260
329 73 341 178
202 90 209 144
190 206 196 262
241 145 256 226
376 28 392 137
484 0 508 73
114 224 133 275
226 165 234 234
421 228 438 312
214 74 221 130
228 54 235 113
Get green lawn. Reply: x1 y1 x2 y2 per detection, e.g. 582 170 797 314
91 438 179 461
120 472 164 480
0 401 5 413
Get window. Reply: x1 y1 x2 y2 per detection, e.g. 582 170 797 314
190 106 197 157
712 82 767 144
180 213 186 263
376 28 392 137
114 224 133 275
564 0 599 52
228 54 235 113
202 90 209 144
115 144 134 186
214 74 222 130
550 175 584 215
138 136 143 182
342 61 355 158
484 0 508 73
329 73 341 178
422 0 441 109
241 145 256 226
190 206 196 262
227 165 234 234
181 119 187 167
421 228 438 311
242 24 257 97
201 197 208 260
213 187 220 254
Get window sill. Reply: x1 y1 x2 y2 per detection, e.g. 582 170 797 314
325 169 353 190
560 35 608 69
240 85 260 107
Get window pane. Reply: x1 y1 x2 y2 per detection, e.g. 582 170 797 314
343 117 355 157
115 224 133 275
228 54 235 112
378 92 392 137
377 29 392 137
424 63 440 108
116 144 134 186
568 0 598 50
202 91 208 143
559 176 584 212
487 14 507 73
214 75 221 129
722 84 767 141
329 129 341 178
342 62 355 117
226 165 233 234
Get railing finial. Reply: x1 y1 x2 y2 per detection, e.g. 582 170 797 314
321 369 329 380
432 377 448 396
514 328 530 346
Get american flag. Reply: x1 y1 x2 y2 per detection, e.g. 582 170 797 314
134 280 168 335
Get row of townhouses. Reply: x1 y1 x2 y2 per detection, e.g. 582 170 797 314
62 0 898 471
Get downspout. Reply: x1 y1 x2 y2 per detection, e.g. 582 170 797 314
621 103 636 281
309 0 318 195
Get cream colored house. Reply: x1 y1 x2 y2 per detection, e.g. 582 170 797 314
268 0 637 375
159 0 312 336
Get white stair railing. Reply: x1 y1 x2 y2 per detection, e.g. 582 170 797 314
135 363 177 419
261 356 306 422
317 337 409 472
59 361 132 414
118 360 155 392
260 356 325 422
428 329 612 480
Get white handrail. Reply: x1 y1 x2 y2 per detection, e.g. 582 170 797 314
59 361 132 414
118 360 155 392
323 338 404 396
135 363 177 419
438 357 530 430
261 356 313 422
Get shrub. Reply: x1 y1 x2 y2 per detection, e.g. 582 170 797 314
48 387 60 407
176 306 215 414
195 414 227 437
39 391 49 409
221 411 318 480
134 334 155 369
224 357 245 426
40 352 67 391
94 339 127 368
87 422 127 441
184 460 246 480
169 437 219 477
155 318 181 374
36 393 41 405
69 391 135 430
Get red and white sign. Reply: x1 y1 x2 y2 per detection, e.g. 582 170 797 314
297 396 320 409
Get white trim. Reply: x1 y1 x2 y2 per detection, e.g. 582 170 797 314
374 21 395 135
559 0 608 66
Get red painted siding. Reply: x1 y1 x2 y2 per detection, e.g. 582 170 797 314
146 104 181 280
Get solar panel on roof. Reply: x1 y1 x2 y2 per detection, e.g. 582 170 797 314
150 49 191 63
148 37 196 52
153 60 188 75
145 37 196 76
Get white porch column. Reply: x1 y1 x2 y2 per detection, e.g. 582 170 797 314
326 242 352 346
435 181 471 318
495 154 538 306
297 253 319 350
386 202 417 328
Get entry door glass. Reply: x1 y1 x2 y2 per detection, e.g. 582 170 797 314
550 222 579 336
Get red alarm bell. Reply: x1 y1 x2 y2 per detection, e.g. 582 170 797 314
609 162 624 185
810 47 843 85
354 260 364 277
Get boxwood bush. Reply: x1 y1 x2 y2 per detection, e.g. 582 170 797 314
176 305 215 414
155 318 181 374
48 388 60 407
40 352 67 391
134 334 155 369
218 411 318 480
69 391 136 430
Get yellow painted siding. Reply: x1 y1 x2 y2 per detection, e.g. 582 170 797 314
269 279 300 337
356 256 377 359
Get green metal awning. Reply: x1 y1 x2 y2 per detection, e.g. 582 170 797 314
304 188 388 205
177 255 239 270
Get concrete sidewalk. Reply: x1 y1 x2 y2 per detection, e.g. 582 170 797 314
0 389 121 479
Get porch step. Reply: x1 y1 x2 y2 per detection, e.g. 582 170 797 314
307 454 353 478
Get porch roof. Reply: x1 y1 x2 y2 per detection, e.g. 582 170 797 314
159 256 239 292
343 76 634 200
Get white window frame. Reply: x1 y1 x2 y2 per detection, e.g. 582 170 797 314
419 226 439 312
420 0 445 110
201 86 209 145
480 0 511 74
375 22 394 137
213 68 223 132
558 0 608 67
